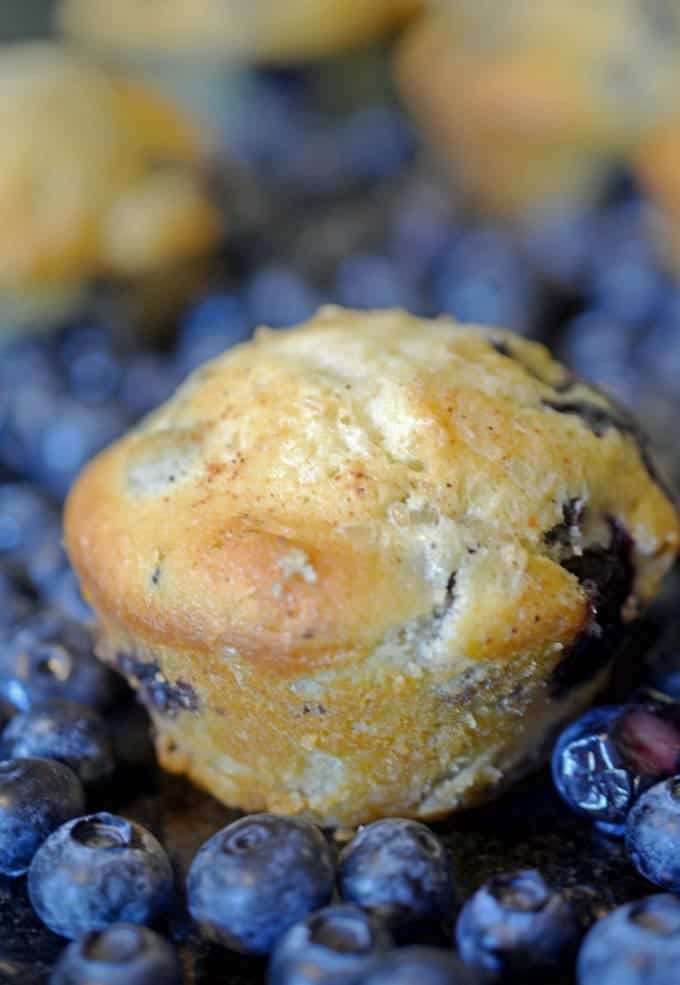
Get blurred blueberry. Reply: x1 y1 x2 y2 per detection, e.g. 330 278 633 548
339 106 414 182
435 229 538 334
59 325 124 406
626 777 680 891
0 482 58 564
0 375 66 476
389 192 454 283
521 208 596 291
29 812 173 939
175 293 251 375
587 202 667 324
363 948 478 985
187 812 335 954
269 904 392 985
577 894 680 985
636 294 680 396
120 354 179 418
246 266 321 329
559 310 639 399
0 569 35 639
456 870 580 981
1 699 114 783
275 127 352 196
551 706 635 826
0 612 120 711
336 254 420 312
0 758 84 877
50 924 181 985
44 567 94 624
338 819 454 932
35 400 129 499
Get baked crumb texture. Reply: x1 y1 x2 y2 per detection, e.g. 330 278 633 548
396 2 680 218
0 42 222 326
66 308 680 826
57 0 422 62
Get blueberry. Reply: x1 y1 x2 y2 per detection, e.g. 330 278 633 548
587 202 666 325
338 819 454 932
551 706 636 825
23 525 94 622
559 310 639 402
1 699 114 783
119 354 178 420
613 698 680 781
0 758 84 877
0 569 35 640
362 947 478 985
625 776 680 890
577 894 680 985
335 254 420 312
34 400 129 500
0 482 58 564
29 813 174 939
50 924 181 985
455 869 580 981
245 266 321 330
269 904 392 985
0 612 119 711
175 293 251 376
339 105 414 182
187 812 335 954
520 209 596 290
434 229 538 335
61 325 123 406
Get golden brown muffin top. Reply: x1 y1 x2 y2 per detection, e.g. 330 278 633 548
66 308 679 676
58 0 421 62
0 42 222 295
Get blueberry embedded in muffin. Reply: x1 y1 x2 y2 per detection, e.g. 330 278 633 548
64 307 679 826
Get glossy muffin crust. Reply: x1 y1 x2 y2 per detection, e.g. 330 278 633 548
65 308 680 826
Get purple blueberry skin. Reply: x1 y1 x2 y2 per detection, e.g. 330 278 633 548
625 776 680 891
268 904 392 985
0 699 114 784
50 924 181 985
362 947 478 985
187 813 335 954
338 819 454 931
455 869 580 981
0 612 122 712
577 894 680 985
0 758 84 877
551 706 635 825
28 813 174 940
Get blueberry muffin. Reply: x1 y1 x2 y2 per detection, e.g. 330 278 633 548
634 126 680 275
65 308 679 826
57 0 422 63
396 2 680 218
0 43 223 337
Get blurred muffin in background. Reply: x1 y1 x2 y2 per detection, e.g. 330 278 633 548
396 1 680 220
0 42 224 340
635 127 680 276
57 0 421 63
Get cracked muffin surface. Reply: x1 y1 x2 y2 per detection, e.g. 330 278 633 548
65 307 680 825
